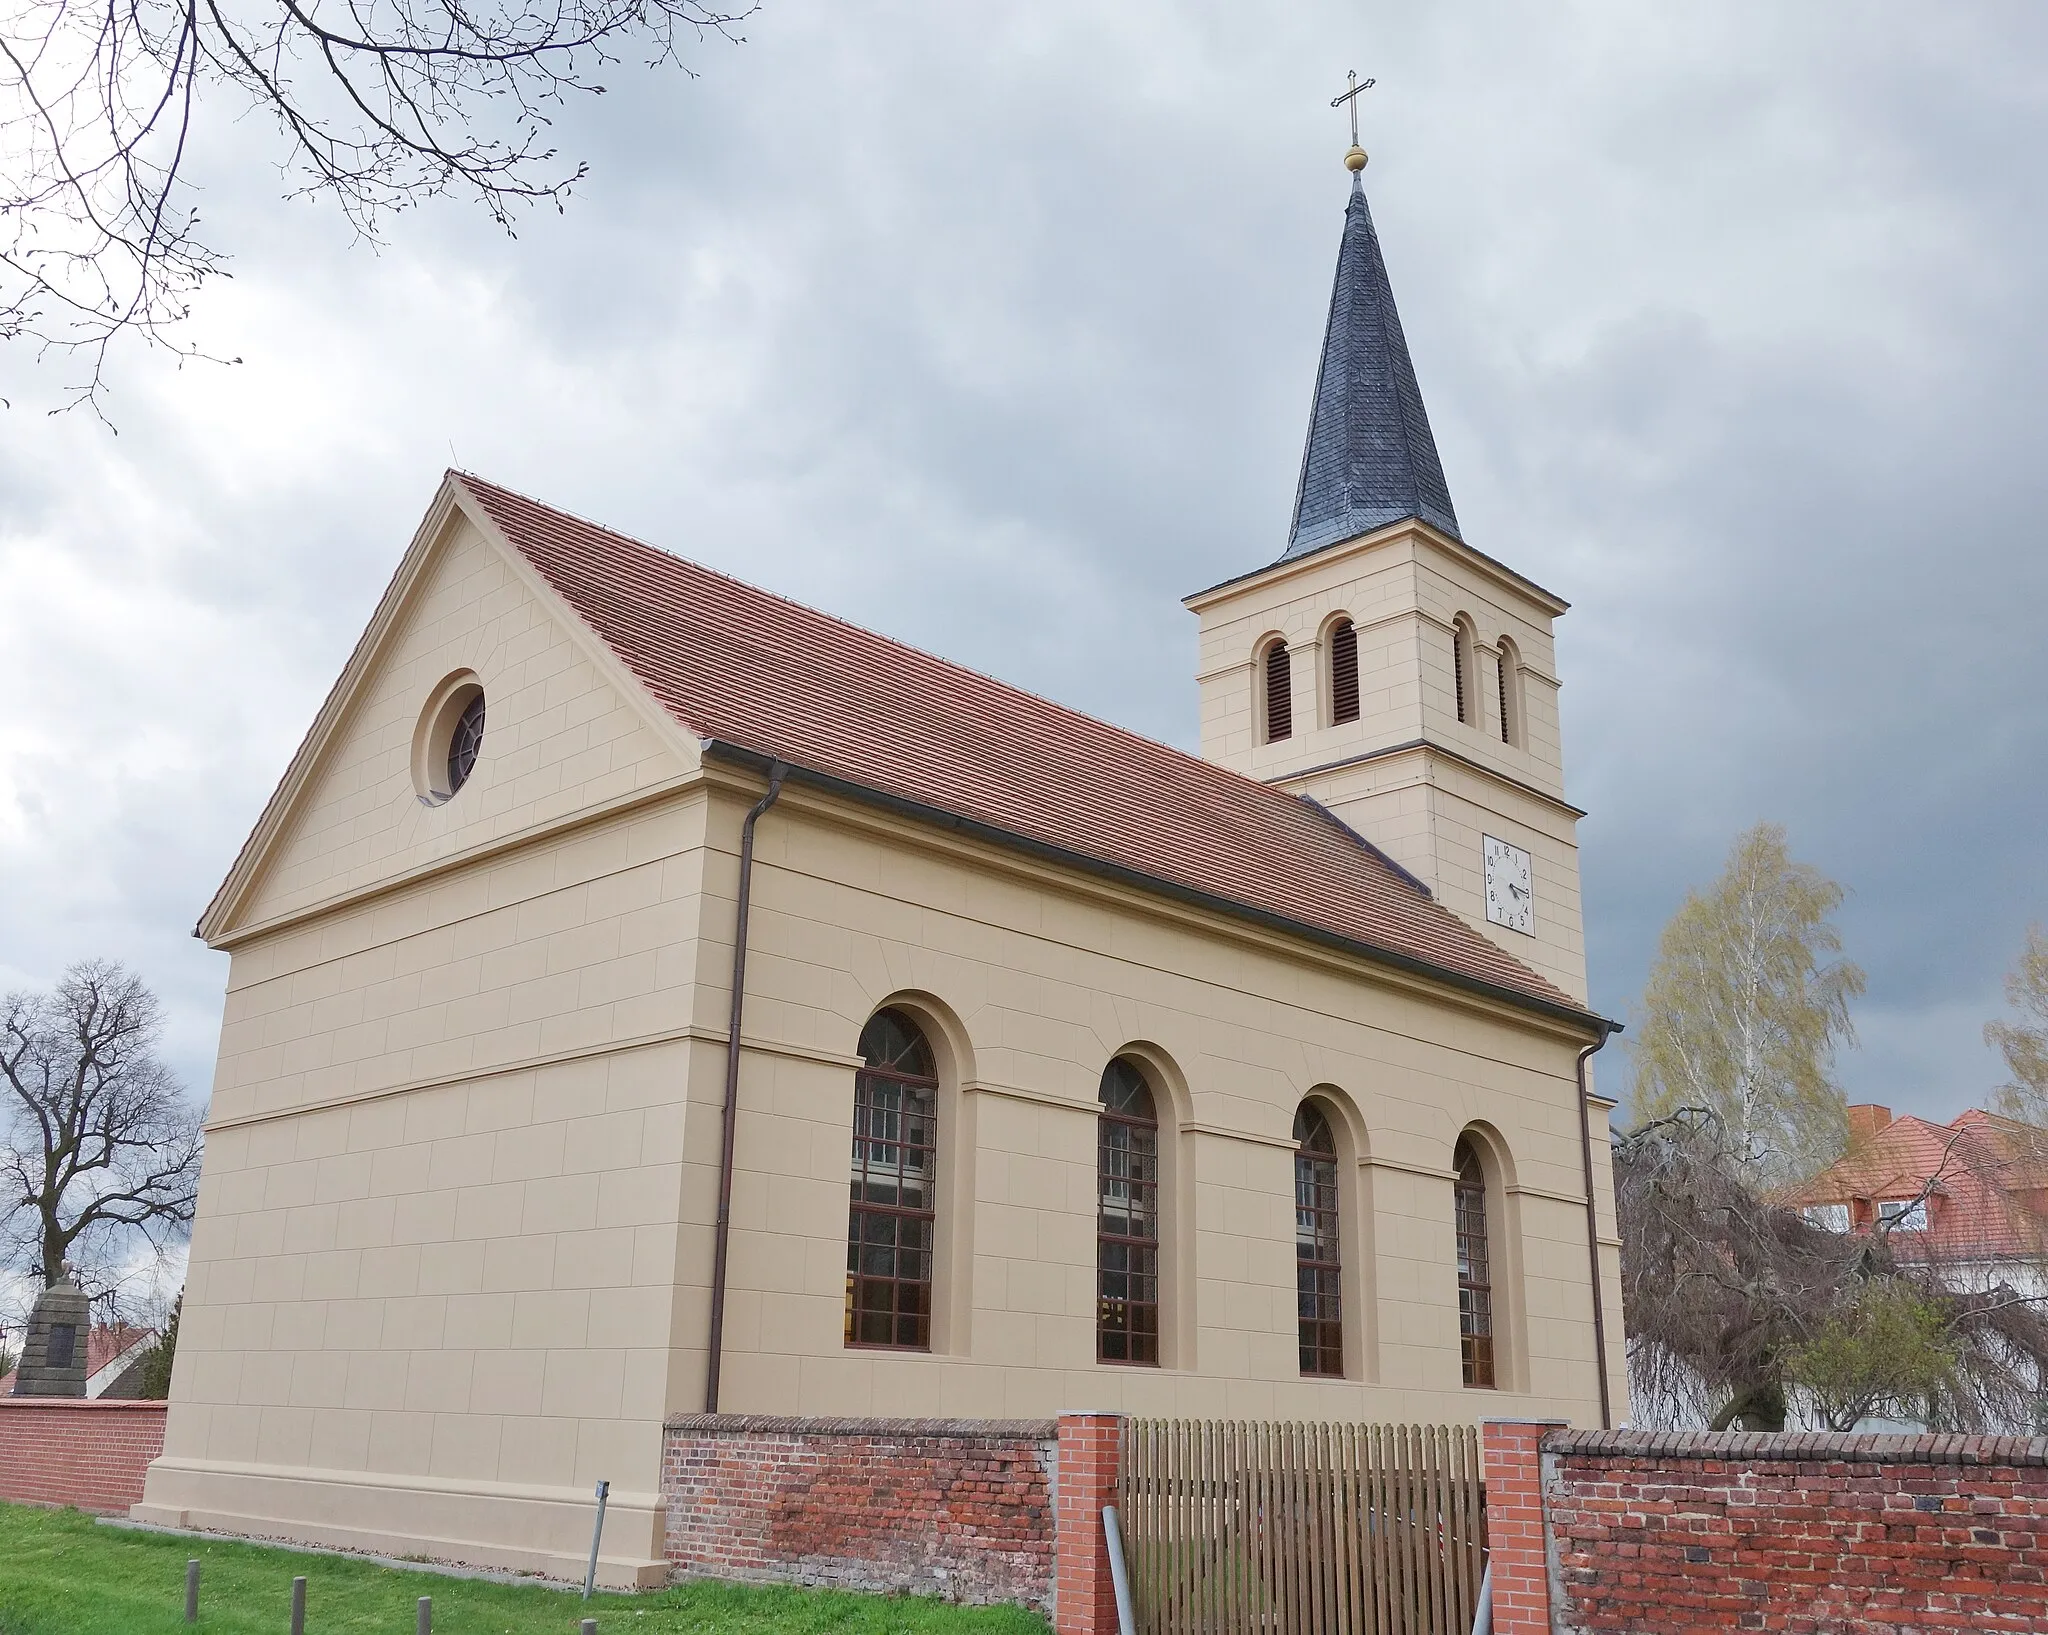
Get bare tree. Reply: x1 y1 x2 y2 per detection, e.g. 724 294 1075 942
1630 823 1865 1188
1 0 751 411
1617 1110 2048 1433
0 960 202 1300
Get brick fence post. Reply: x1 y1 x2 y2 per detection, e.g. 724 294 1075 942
1482 1418 1563 1635
1054 1411 1124 1635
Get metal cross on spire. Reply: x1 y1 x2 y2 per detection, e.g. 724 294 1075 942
1331 69 1375 173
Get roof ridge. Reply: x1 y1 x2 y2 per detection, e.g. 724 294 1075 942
454 473 1591 1020
454 472 1455 862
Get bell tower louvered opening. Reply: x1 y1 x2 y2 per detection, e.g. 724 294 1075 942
1264 641 1293 743
1329 619 1359 725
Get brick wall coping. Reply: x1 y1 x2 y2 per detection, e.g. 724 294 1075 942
0 1396 167 1413
1547 1427 2048 1467
665 1413 1058 1439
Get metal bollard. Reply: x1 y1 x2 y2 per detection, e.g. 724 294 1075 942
184 1559 199 1624
290 1575 306 1635
417 1595 432 1634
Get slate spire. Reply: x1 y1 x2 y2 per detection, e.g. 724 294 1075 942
1285 172 1461 558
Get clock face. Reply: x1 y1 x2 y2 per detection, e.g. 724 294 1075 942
1483 836 1534 936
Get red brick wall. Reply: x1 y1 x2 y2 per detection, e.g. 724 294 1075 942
1543 1429 2048 1634
1482 1420 1566 1635
662 1414 1058 1608
1052 1412 1122 1635
0 1398 167 1513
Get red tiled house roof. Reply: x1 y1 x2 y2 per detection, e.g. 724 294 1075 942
457 475 1595 1026
1796 1106 2048 1262
1 1322 154 1397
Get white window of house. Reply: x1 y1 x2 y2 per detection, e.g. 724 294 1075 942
1878 1198 1929 1231
1801 1203 1851 1233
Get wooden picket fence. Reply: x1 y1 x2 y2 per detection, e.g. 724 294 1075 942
1116 1420 1487 1635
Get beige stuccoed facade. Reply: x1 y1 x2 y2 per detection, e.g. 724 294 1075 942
1187 520 1588 1005
133 480 1627 1585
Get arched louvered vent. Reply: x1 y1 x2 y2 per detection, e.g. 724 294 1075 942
1453 618 1476 726
1330 620 1359 725
1265 641 1293 743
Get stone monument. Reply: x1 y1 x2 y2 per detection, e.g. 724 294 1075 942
12 1265 89 1397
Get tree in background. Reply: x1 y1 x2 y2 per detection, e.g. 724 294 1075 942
1784 1280 1959 1432
0 961 203 1303
137 1292 181 1400
1630 823 1865 1189
1617 1110 2048 1432
2 0 751 410
1986 924 2048 1130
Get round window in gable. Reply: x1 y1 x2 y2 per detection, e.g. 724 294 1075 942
412 673 487 806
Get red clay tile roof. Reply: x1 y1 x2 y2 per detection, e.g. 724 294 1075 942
457 474 1590 1021
1796 1107 2048 1262
1 1322 154 1397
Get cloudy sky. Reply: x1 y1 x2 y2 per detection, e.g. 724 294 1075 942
1 1 2043 1128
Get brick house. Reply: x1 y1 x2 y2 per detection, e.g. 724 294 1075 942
1793 1103 2048 1295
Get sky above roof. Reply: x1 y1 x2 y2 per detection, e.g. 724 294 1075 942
1 2 2044 1125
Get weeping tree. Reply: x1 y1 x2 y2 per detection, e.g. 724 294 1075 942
1 0 751 410
1617 1109 2048 1432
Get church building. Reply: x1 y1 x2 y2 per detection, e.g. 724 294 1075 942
137 144 1625 1584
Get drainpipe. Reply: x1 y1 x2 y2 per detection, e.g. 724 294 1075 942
703 761 785 1415
1576 1020 1620 1430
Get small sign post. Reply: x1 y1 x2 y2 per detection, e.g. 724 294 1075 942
583 1479 610 1600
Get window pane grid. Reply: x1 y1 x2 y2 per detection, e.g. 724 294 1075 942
1295 1104 1343 1378
1098 1062 1161 1366
1454 1139 1495 1388
1296 1150 1343 1376
845 1012 938 1352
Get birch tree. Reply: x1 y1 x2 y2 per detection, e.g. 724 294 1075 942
1630 823 1864 1188
1986 924 2048 1130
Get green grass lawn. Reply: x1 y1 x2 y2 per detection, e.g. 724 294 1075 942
0 1504 1049 1635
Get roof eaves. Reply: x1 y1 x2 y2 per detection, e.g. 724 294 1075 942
701 738 1615 1039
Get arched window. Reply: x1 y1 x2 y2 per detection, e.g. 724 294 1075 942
1098 1059 1161 1365
1453 1137 1495 1387
1328 619 1359 726
1263 639 1293 743
1453 617 1477 726
1295 1103 1343 1377
1496 637 1522 748
845 1009 938 1350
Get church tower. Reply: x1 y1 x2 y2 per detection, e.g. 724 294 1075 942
1186 144 1588 1003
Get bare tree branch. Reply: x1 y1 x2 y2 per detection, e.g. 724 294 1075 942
0 959 203 1306
0 0 753 413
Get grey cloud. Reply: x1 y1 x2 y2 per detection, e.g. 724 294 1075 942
1 0 2043 1122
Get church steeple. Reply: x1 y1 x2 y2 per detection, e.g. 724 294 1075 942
1285 171 1461 558
1185 114 1588 1003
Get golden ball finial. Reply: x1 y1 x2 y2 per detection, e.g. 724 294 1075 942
1344 145 1368 173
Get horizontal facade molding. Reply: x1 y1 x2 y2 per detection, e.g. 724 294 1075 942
1269 739 1587 820
704 741 1611 1041
208 773 706 953
1506 1183 1596 1209
141 1454 660 1512
961 1078 1099 1117
202 1023 862 1133
1193 607 1418 683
